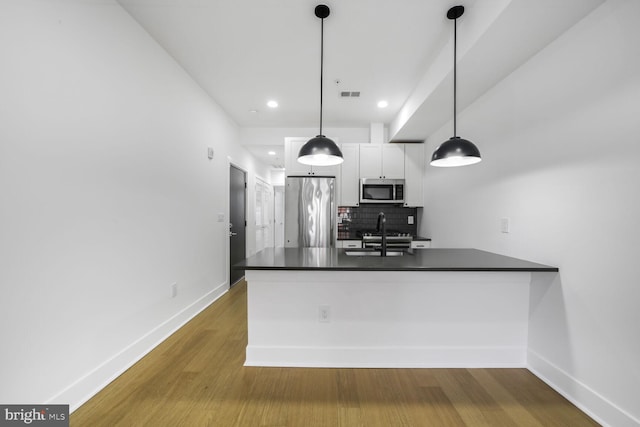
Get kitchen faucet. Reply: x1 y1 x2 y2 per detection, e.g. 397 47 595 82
376 212 387 256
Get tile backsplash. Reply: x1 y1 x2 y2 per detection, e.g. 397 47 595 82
338 205 417 238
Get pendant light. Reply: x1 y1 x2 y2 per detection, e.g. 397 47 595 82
431 5 481 167
298 4 344 166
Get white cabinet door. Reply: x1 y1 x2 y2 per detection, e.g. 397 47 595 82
341 240 363 249
404 144 424 207
359 144 383 178
339 144 360 206
411 240 431 249
285 138 312 176
359 144 405 179
382 144 405 179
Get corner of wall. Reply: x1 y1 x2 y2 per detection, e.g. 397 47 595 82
527 350 638 427
53 282 228 413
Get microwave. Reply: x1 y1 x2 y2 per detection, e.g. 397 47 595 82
360 178 404 204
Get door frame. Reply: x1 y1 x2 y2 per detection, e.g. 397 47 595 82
254 176 275 252
228 162 248 287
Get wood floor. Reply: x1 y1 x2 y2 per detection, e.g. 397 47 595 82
71 280 599 427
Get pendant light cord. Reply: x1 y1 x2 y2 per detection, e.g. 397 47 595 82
319 17 325 136
453 16 457 137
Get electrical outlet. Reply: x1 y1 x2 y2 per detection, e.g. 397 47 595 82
408 215 414 225
500 217 510 233
318 305 330 323
217 212 224 222
170 282 178 298
207 147 214 159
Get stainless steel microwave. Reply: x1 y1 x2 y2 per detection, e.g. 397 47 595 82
360 178 405 204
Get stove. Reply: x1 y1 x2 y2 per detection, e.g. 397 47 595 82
357 229 413 249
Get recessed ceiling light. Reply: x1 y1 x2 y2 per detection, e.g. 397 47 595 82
377 100 389 108
268 151 276 156
267 100 278 108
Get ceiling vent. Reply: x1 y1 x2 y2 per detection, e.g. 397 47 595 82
340 91 360 98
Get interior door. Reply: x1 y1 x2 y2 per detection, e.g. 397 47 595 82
274 186 285 247
229 165 246 286
254 178 273 253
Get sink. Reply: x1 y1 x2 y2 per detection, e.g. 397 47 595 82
344 249 405 257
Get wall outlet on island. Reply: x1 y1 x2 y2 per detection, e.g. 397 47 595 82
318 305 331 323
408 216 414 225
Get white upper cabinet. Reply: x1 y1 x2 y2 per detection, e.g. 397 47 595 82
403 143 425 207
358 145 382 178
339 144 360 206
359 144 404 179
284 137 340 177
383 145 405 178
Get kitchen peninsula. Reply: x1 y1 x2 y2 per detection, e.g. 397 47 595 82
234 248 558 368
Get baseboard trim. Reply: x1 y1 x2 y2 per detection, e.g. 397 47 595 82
51 281 228 413
527 349 639 427
245 345 526 368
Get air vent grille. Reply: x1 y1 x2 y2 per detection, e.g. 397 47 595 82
340 91 361 98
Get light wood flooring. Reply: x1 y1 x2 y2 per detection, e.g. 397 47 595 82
71 280 599 426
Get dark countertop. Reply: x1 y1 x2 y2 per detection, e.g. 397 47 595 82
234 248 558 272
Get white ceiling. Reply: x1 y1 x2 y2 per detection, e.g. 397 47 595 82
117 0 603 167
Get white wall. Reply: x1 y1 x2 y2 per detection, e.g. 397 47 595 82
240 126 371 146
0 0 270 411
421 1 640 425
270 169 285 187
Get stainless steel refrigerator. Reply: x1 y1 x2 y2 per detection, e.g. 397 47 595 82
285 176 336 248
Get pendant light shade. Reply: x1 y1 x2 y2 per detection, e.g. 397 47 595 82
431 5 481 168
298 4 343 166
298 135 343 166
431 136 482 167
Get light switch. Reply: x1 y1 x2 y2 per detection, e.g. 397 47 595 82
207 147 214 159
217 213 224 222
500 217 510 233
